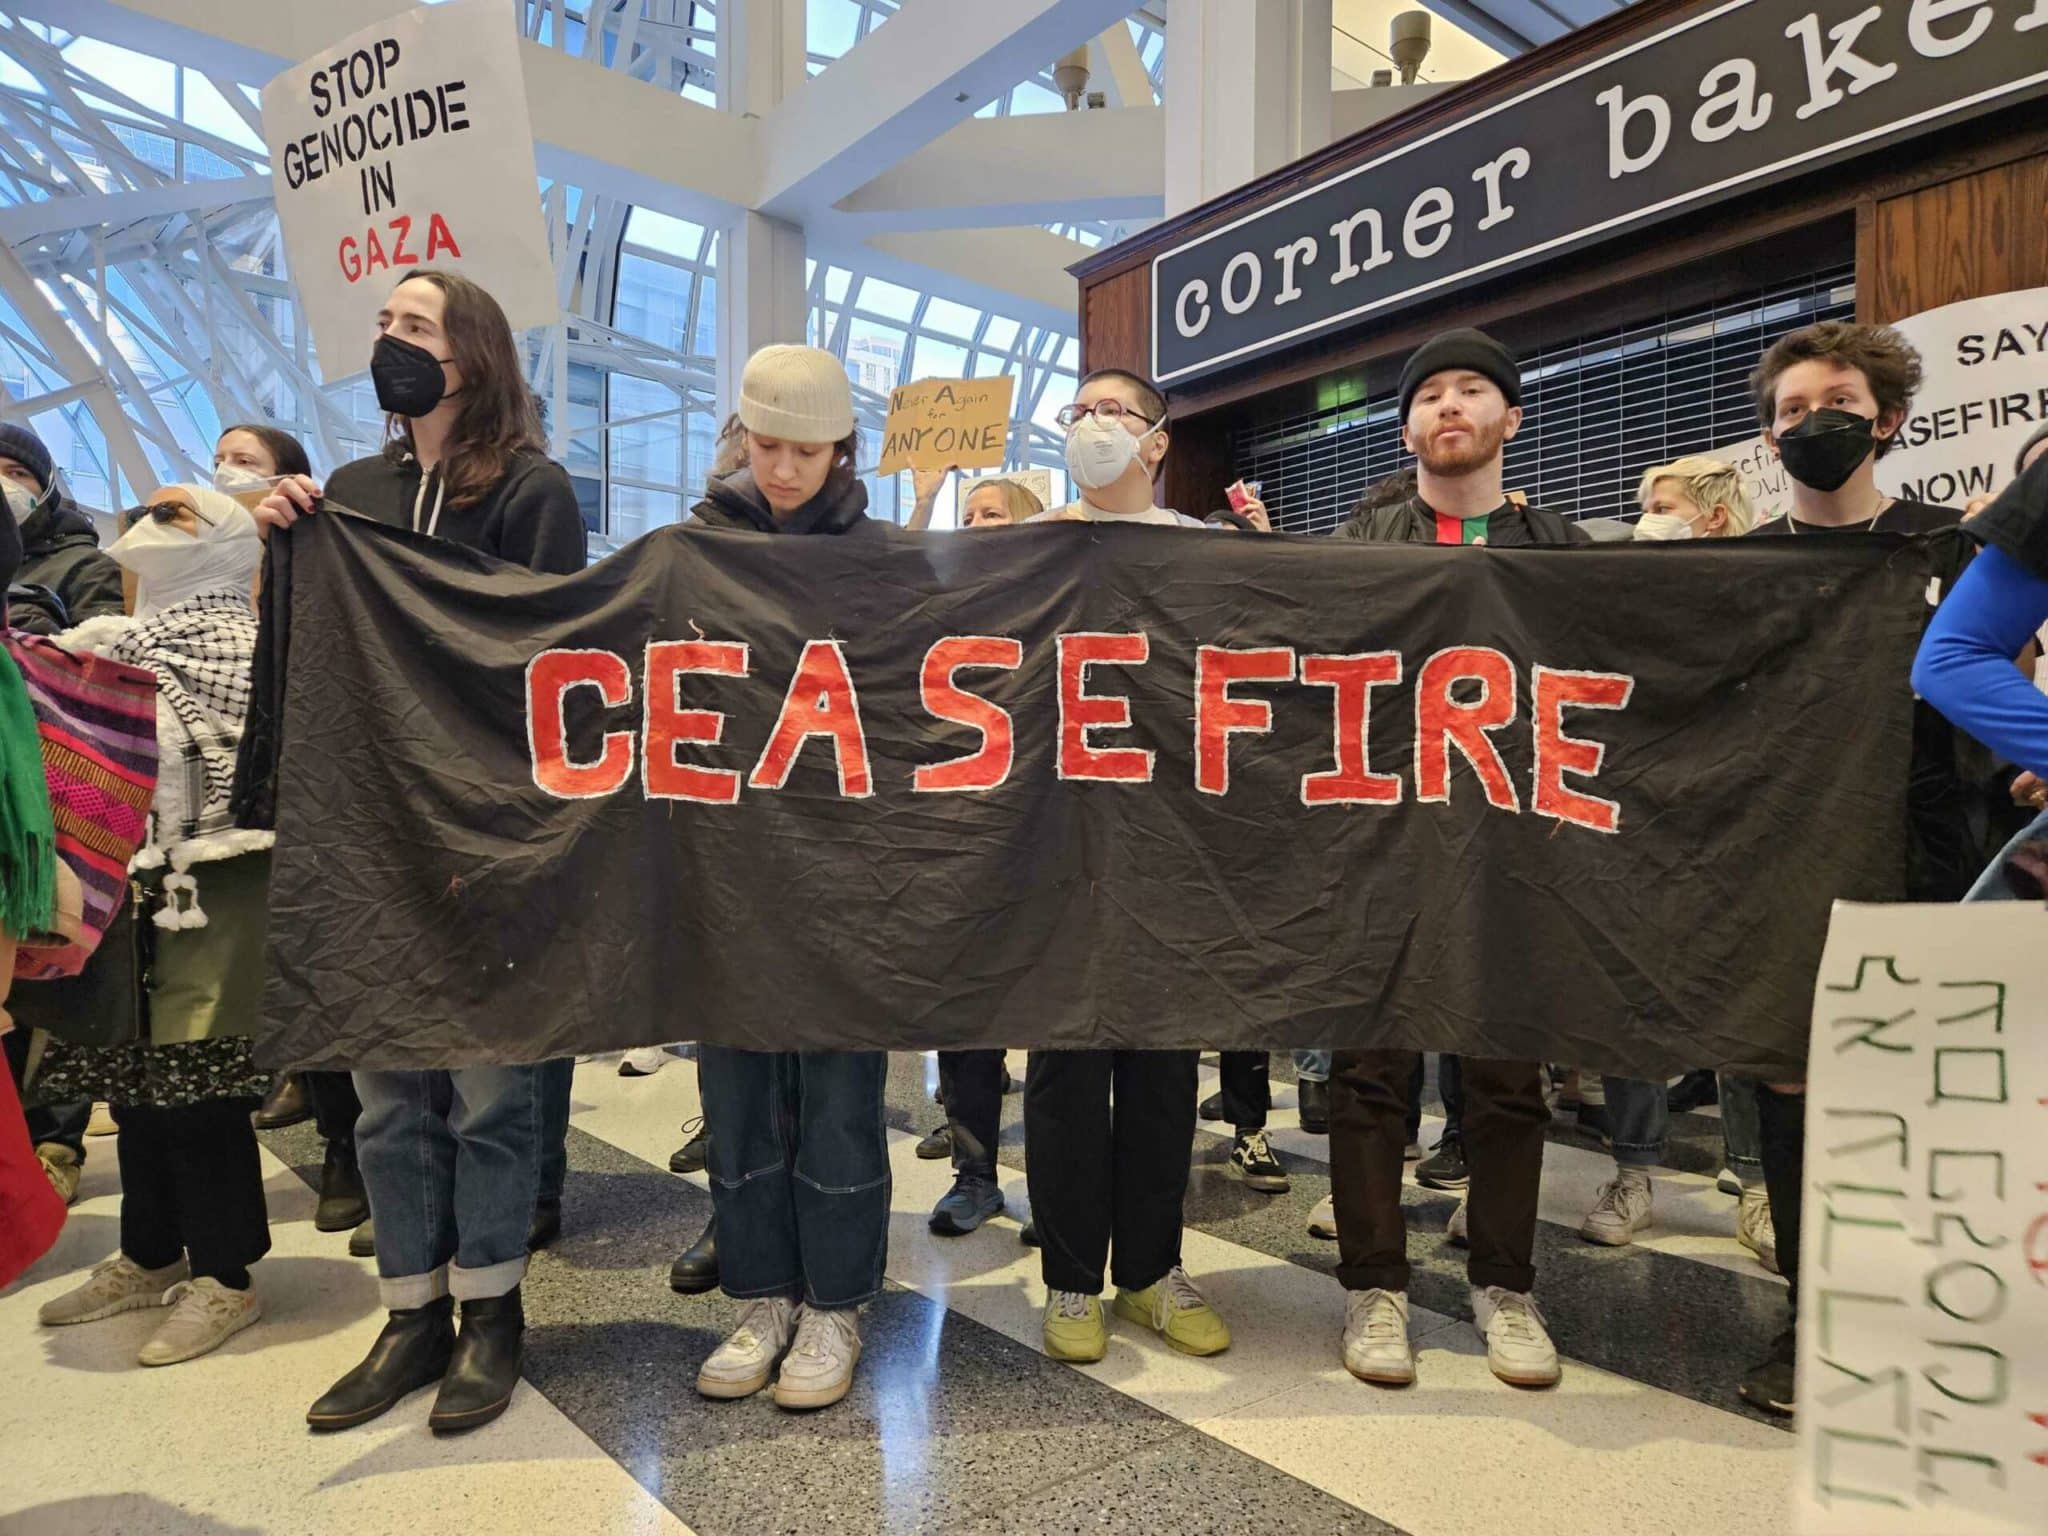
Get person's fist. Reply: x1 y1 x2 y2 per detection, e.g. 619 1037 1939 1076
254 474 322 537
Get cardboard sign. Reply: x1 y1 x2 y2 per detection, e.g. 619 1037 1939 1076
261 0 558 381
1882 287 2048 509
1712 432 1793 526
1795 901 2048 1536
878 378 1015 476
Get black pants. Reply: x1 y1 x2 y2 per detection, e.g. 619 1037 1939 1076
3 1027 89 1160
1436 1054 1464 1135
1218 1051 1269 1131
1329 1050 1546 1293
1024 1049 1195 1295
1757 1083 1805 1322
118 1098 271 1284
306 1070 361 1151
938 1049 1005 1177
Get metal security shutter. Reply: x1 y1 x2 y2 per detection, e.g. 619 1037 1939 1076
1233 265 1857 535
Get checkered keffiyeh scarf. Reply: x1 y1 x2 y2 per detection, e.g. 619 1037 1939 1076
104 591 257 844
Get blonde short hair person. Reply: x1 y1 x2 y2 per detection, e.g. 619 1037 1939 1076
1634 457 1755 539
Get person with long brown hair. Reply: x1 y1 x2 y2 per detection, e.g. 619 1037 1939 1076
258 269 586 1435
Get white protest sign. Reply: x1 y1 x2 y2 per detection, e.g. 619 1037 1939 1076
261 0 558 380
1795 901 2048 1536
1881 287 2048 509
1711 432 1793 526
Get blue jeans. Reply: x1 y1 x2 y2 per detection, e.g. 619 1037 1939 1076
1292 1050 1331 1082
353 1065 542 1309
698 1047 889 1308
537 1057 575 1204
1965 805 2048 899
1604 1072 1763 1183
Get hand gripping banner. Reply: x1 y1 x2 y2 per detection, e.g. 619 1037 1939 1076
240 511 1935 1076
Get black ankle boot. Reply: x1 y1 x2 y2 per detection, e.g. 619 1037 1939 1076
667 1214 718 1294
527 1197 562 1252
314 1144 370 1232
429 1289 525 1433
307 1296 455 1431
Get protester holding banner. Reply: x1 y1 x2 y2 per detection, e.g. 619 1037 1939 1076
1024 367 1230 1367
1735 319 2014 1418
917 487 1037 1237
218 420 370 1250
1583 458 1771 1264
683 343 890 1413
1329 327 1573 1393
259 269 587 1434
1915 451 2048 889
30 481 276 1369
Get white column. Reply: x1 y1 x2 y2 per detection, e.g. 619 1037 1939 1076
1164 0 1333 218
715 0 810 418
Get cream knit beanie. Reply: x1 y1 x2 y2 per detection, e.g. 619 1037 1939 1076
738 345 855 443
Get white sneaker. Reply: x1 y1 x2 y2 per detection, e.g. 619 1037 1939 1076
1471 1285 1560 1388
1446 1198 1469 1248
1341 1288 1415 1385
1402 1140 1423 1161
137 1278 260 1366
1737 1186 1779 1274
1307 1194 1337 1239
39 1253 188 1327
1579 1169 1653 1246
773 1304 861 1410
697 1296 798 1399
619 1047 668 1077
1716 1166 1742 1197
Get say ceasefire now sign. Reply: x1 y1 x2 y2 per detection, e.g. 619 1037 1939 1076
1151 0 2048 386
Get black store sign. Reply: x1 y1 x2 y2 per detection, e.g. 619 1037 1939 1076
1151 0 2048 386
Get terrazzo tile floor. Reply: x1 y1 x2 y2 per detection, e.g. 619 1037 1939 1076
0 1053 1794 1535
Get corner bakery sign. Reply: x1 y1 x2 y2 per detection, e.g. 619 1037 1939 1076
1151 0 2048 386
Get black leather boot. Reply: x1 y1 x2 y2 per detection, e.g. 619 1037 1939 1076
429 1289 525 1433
667 1214 718 1294
253 1072 313 1131
1298 1078 1331 1135
307 1296 455 1431
314 1143 370 1232
527 1197 562 1252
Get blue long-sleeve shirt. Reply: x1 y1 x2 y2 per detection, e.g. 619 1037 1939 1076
1912 543 2048 778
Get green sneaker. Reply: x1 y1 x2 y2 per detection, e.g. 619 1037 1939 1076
1114 1265 1231 1356
1042 1290 1107 1362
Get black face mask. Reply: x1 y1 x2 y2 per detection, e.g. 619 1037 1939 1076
1776 407 1877 493
371 333 454 418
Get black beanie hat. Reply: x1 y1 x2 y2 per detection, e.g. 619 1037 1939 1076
0 422 52 494
1399 328 1521 422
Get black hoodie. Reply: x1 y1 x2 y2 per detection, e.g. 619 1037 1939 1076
15 493 122 633
325 446 587 575
689 468 870 537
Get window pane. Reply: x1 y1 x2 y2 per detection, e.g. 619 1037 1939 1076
854 276 918 322
843 318 906 395
920 297 980 341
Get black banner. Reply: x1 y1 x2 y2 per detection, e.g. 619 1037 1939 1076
252 511 1932 1078
1152 0 2048 384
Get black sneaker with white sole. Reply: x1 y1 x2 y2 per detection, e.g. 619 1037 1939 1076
1415 1133 1468 1191
1230 1130 1289 1193
1738 1327 1797 1417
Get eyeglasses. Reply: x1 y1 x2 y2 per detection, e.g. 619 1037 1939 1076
1054 399 1158 430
